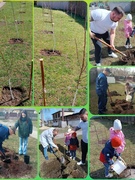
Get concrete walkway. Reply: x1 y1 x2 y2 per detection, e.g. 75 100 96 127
0 2 5 8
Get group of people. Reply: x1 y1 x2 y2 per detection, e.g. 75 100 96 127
96 68 135 114
99 119 126 178
0 110 33 157
40 108 88 166
90 6 135 66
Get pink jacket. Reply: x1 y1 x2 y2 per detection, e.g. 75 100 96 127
109 127 126 153
64 133 72 146
124 19 132 38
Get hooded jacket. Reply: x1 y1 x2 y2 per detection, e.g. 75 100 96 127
96 72 108 96
99 140 119 165
0 124 10 152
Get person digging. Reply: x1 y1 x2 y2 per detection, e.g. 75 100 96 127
0 124 16 162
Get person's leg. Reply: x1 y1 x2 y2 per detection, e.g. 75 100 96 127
19 137 23 155
126 38 130 45
81 140 88 164
23 137 28 155
70 150 73 158
98 95 105 114
91 38 102 64
102 31 112 54
103 94 108 111
43 146 49 160
103 163 110 177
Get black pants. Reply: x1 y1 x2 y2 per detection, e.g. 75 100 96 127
91 31 112 63
81 139 88 163
98 94 107 114
125 38 130 45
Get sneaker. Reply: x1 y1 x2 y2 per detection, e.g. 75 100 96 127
70 156 72 159
45 156 49 160
124 45 129 49
77 161 86 166
96 63 101 66
129 44 132 48
108 52 118 58
73 157 75 160
105 173 113 178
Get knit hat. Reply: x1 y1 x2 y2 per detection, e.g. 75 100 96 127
72 132 76 137
68 128 72 133
126 14 132 21
113 119 122 130
111 137 121 147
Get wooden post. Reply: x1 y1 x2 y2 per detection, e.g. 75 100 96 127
40 58 46 106
28 60 33 100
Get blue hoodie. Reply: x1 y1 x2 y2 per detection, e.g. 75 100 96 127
0 124 10 153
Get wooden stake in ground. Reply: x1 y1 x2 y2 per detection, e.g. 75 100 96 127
28 60 33 100
40 58 46 106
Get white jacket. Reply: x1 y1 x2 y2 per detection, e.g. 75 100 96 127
40 128 58 148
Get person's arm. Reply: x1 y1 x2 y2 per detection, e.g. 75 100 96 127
104 150 114 165
29 119 33 134
14 120 19 129
110 28 116 50
47 135 58 149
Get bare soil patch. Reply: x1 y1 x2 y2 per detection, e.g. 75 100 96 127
40 49 61 56
9 38 23 44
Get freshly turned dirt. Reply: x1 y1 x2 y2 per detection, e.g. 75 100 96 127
40 49 61 56
0 86 27 106
43 30 53 34
119 166 135 178
119 49 135 65
108 91 121 96
0 148 32 178
15 20 24 24
9 38 23 44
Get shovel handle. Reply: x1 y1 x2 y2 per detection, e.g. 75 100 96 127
107 88 113 103
94 36 126 57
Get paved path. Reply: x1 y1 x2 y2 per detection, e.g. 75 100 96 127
0 2 5 8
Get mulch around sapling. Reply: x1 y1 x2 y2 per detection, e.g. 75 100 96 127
40 49 61 56
0 147 32 178
9 38 24 44
0 86 28 106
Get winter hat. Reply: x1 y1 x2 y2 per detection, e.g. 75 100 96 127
68 128 72 133
111 137 121 147
126 14 132 21
72 132 76 137
9 126 16 134
113 119 122 130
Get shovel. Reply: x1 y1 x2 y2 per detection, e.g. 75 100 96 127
0 151 11 163
94 36 127 57
53 150 65 164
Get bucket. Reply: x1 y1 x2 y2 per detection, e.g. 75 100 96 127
112 159 127 175
126 95 132 102
24 155 30 164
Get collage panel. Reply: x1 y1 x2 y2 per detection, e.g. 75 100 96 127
90 67 135 115
0 2 33 106
0 108 38 178
39 108 88 178
90 116 135 179
90 1 135 66
34 1 87 106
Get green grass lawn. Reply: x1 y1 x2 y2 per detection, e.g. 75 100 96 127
0 2 33 105
90 118 135 179
90 14 135 66
90 82 131 114
34 7 87 106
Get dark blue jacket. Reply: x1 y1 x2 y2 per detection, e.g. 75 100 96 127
0 124 10 153
99 140 119 165
96 72 108 96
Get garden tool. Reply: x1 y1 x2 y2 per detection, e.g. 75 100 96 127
0 151 11 163
94 36 127 57
107 88 115 106
52 149 65 164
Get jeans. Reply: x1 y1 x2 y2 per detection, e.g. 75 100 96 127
19 137 28 155
43 145 53 159
125 37 130 45
91 31 112 63
98 94 107 113
70 150 76 158
103 163 110 176
81 139 88 163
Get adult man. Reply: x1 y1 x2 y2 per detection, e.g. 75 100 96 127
40 128 59 160
0 124 16 156
74 108 88 166
96 68 111 114
90 6 124 66
125 82 135 102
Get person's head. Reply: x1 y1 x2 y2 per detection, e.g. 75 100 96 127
126 13 132 22
113 119 122 133
72 132 76 139
53 129 59 137
103 68 111 76
9 126 16 135
68 128 72 133
21 110 28 119
110 6 124 22
125 82 130 87
111 136 122 148
79 108 88 122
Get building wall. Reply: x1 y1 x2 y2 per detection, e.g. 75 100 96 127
37 1 68 10
108 2 131 12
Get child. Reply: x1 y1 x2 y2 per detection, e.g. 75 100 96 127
99 137 122 178
64 128 72 154
124 14 133 48
125 82 135 103
69 132 79 160
109 119 126 154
